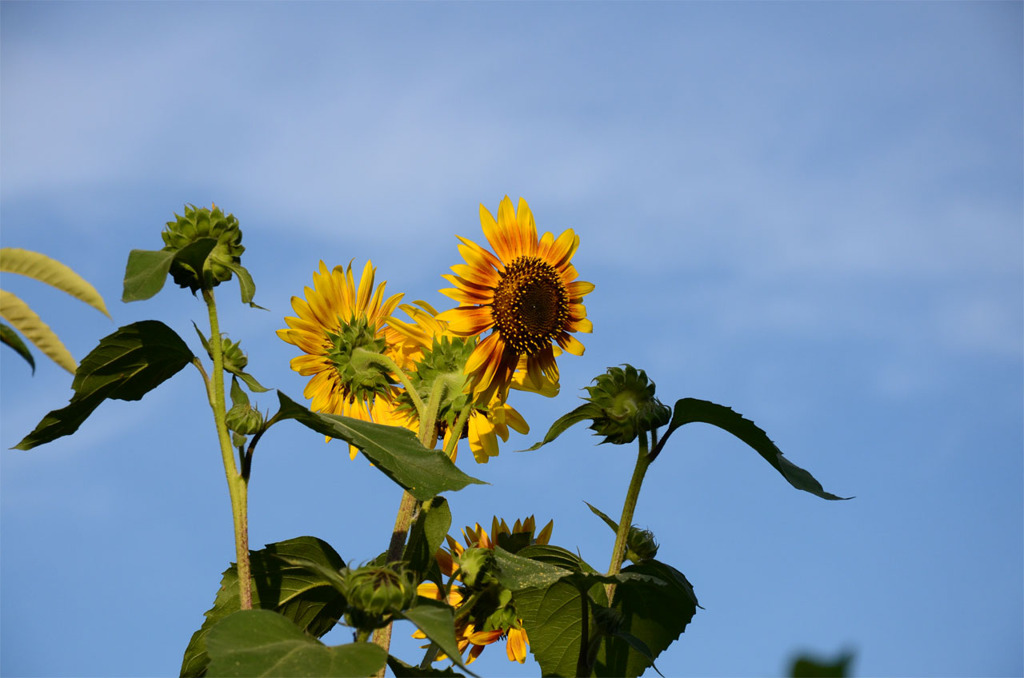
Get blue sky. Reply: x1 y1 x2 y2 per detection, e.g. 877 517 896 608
1 2 1021 677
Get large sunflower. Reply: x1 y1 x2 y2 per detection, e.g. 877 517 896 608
386 301 530 463
277 260 404 459
439 196 593 402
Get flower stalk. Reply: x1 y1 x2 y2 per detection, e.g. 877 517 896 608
605 431 652 603
201 287 252 610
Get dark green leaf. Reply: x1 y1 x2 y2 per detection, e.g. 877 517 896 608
398 599 472 674
181 536 347 678
492 546 577 591
387 656 464 677
514 579 606 678
592 560 699 678
122 249 175 302
1 322 35 372
790 651 854 678
656 398 851 500
235 369 270 393
224 261 258 307
404 497 452 583
521 402 600 452
516 545 600 575
205 610 387 678
15 321 193 450
275 391 485 500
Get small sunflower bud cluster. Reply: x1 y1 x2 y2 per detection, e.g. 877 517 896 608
161 204 245 292
584 365 671 445
341 563 417 633
625 526 659 563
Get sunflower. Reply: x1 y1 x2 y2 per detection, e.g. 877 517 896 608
277 260 404 459
439 196 594 402
386 301 530 463
414 517 553 664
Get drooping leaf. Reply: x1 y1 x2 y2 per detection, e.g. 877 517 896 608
275 391 485 500
224 260 259 307
656 398 851 501
0 247 110 317
398 598 471 674
15 321 194 449
205 610 386 678
521 402 600 452
404 497 452 584
0 289 76 373
122 249 176 302
181 536 347 678
1 321 35 372
592 560 699 678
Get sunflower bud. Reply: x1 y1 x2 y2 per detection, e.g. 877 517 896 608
625 527 659 563
161 204 244 292
342 564 417 632
457 546 499 590
219 337 248 374
584 365 671 445
226 402 263 436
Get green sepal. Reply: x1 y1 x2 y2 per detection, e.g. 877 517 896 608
205 610 387 678
585 502 620 534
223 260 261 308
521 402 600 452
1 321 35 372
275 391 485 500
14 321 193 450
180 536 347 678
403 496 452 585
656 398 851 500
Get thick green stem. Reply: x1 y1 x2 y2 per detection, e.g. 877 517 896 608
202 287 252 610
605 432 651 603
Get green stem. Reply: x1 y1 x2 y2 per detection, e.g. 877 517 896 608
605 431 651 603
202 287 252 610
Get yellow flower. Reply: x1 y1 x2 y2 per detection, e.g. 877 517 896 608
387 301 530 463
439 196 594 402
414 517 553 665
277 260 404 459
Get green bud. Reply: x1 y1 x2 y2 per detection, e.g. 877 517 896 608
457 547 499 590
342 564 417 632
219 336 248 374
584 365 671 445
161 204 244 292
625 526 659 563
226 403 263 436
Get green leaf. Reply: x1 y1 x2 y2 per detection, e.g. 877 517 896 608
513 579 606 678
1 321 35 372
205 610 387 678
181 536 347 678
15 321 193 450
0 289 77 373
404 497 452 584
398 599 472 674
593 560 699 678
521 402 600 452
492 546 578 591
790 651 854 678
122 249 176 302
584 502 620 535
1 247 110 317
235 369 271 393
656 398 851 501
224 260 258 307
275 391 485 500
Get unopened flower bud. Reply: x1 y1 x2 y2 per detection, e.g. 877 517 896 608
584 365 671 445
161 204 244 292
625 527 659 563
226 403 263 436
458 547 499 590
342 564 416 631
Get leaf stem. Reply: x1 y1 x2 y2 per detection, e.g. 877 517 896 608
605 431 651 602
202 287 252 610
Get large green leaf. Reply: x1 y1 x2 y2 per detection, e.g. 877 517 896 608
1 321 35 372
275 392 485 500
181 536 348 678
398 598 470 674
0 247 110 317
656 398 850 501
15 321 194 450
122 249 176 302
205 610 387 678
514 579 607 678
592 560 699 678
